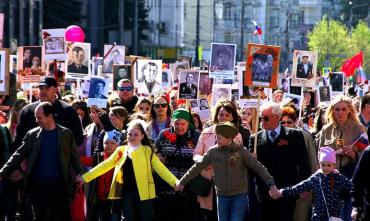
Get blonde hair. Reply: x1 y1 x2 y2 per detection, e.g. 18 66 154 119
239 107 257 133
326 95 360 125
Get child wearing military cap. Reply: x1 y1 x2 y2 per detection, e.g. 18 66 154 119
176 121 279 221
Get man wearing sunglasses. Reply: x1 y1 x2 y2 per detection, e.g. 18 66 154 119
112 79 138 115
249 102 310 221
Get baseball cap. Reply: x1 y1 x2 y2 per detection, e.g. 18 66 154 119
38 76 58 87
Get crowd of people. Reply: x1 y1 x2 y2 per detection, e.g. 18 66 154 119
0 75 369 221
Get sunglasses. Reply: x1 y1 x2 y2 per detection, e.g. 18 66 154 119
280 120 294 125
260 115 274 122
334 107 347 112
118 86 133 91
153 102 168 109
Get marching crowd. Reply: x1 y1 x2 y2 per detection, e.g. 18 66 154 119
0 76 369 221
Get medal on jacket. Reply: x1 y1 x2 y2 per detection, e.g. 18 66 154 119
229 156 236 168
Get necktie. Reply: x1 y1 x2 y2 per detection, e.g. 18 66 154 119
270 130 277 142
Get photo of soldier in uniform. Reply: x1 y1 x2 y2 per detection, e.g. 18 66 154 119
66 43 90 78
210 43 236 72
178 71 199 100
251 53 273 83
318 85 332 103
113 64 131 90
136 60 162 95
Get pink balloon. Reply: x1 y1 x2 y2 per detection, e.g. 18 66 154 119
65 25 85 42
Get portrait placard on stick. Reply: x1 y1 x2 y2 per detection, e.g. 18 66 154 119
42 28 66 62
0 48 9 95
329 72 344 95
113 64 131 90
66 42 91 79
209 43 236 79
170 61 190 85
317 85 332 103
291 50 318 87
212 84 231 106
136 59 162 95
87 76 109 108
103 44 125 73
178 70 200 100
244 43 280 88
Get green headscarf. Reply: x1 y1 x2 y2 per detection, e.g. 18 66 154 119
172 108 195 129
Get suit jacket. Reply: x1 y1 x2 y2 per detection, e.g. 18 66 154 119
0 125 83 197
179 82 197 99
249 126 310 201
68 62 88 74
296 62 313 79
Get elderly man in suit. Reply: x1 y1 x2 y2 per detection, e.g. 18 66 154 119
296 55 313 79
249 102 310 221
179 72 198 99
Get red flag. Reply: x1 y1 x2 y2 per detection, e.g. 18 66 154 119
341 51 363 77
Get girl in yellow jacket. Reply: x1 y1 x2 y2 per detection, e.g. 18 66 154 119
82 119 179 221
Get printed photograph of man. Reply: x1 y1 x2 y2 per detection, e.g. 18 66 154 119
67 46 88 74
296 55 313 79
199 72 213 95
137 61 162 94
88 78 108 99
251 53 273 83
210 43 236 72
199 98 209 110
103 45 125 73
113 65 131 90
179 71 199 99
170 61 189 84
329 73 344 92
19 46 43 70
318 85 331 102
23 48 32 69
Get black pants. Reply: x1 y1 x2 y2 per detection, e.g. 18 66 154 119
153 194 198 221
0 180 18 221
260 197 296 221
121 192 153 221
28 181 71 221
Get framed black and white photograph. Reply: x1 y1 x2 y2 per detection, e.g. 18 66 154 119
178 70 200 100
231 89 239 102
87 77 109 108
0 48 9 95
199 71 213 95
318 85 332 103
170 61 190 85
66 42 90 79
177 55 192 67
283 93 301 109
199 98 209 110
103 45 125 73
43 29 66 62
280 77 289 93
329 72 344 93
18 46 43 70
162 69 172 90
190 100 198 108
113 64 131 90
136 59 162 95
212 84 231 106
291 50 318 87
289 78 302 95
210 43 236 79
92 57 103 76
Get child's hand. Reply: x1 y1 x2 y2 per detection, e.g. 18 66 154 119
351 208 358 220
269 185 282 199
174 180 184 192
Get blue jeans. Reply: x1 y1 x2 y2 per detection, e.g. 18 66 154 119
217 193 248 221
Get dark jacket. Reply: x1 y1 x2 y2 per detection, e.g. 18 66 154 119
0 124 83 197
0 126 11 167
179 82 197 99
296 62 313 79
352 146 370 219
14 100 84 148
68 62 88 74
249 126 310 201
111 95 139 115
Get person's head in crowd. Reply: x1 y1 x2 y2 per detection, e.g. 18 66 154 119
150 95 171 121
103 130 122 155
272 90 284 103
117 79 134 103
326 95 360 126
313 102 328 134
353 97 361 113
215 121 238 147
239 106 257 132
31 56 41 68
172 109 194 136
212 99 240 128
6 98 30 135
109 106 129 131
71 46 85 66
192 112 203 132
127 119 153 149
259 101 282 130
280 106 298 128
38 76 58 103
35 102 56 129
89 105 103 128
129 113 149 123
141 62 158 83
134 97 152 116
360 93 370 121
169 90 178 111
72 100 91 129
318 146 336 175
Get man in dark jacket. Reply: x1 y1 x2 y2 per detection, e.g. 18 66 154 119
249 102 310 221
13 76 84 148
351 146 370 221
0 102 83 221
111 79 138 115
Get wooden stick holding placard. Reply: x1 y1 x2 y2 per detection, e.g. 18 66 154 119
298 87 304 122
253 88 262 157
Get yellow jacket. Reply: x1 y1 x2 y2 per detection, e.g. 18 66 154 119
82 145 177 201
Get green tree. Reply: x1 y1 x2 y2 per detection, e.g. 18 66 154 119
308 17 350 71
340 0 369 29
349 21 370 73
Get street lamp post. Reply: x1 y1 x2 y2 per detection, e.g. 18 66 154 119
349 2 369 35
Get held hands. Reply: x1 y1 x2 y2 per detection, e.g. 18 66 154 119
173 180 184 192
268 185 282 200
342 146 356 160
75 175 84 187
